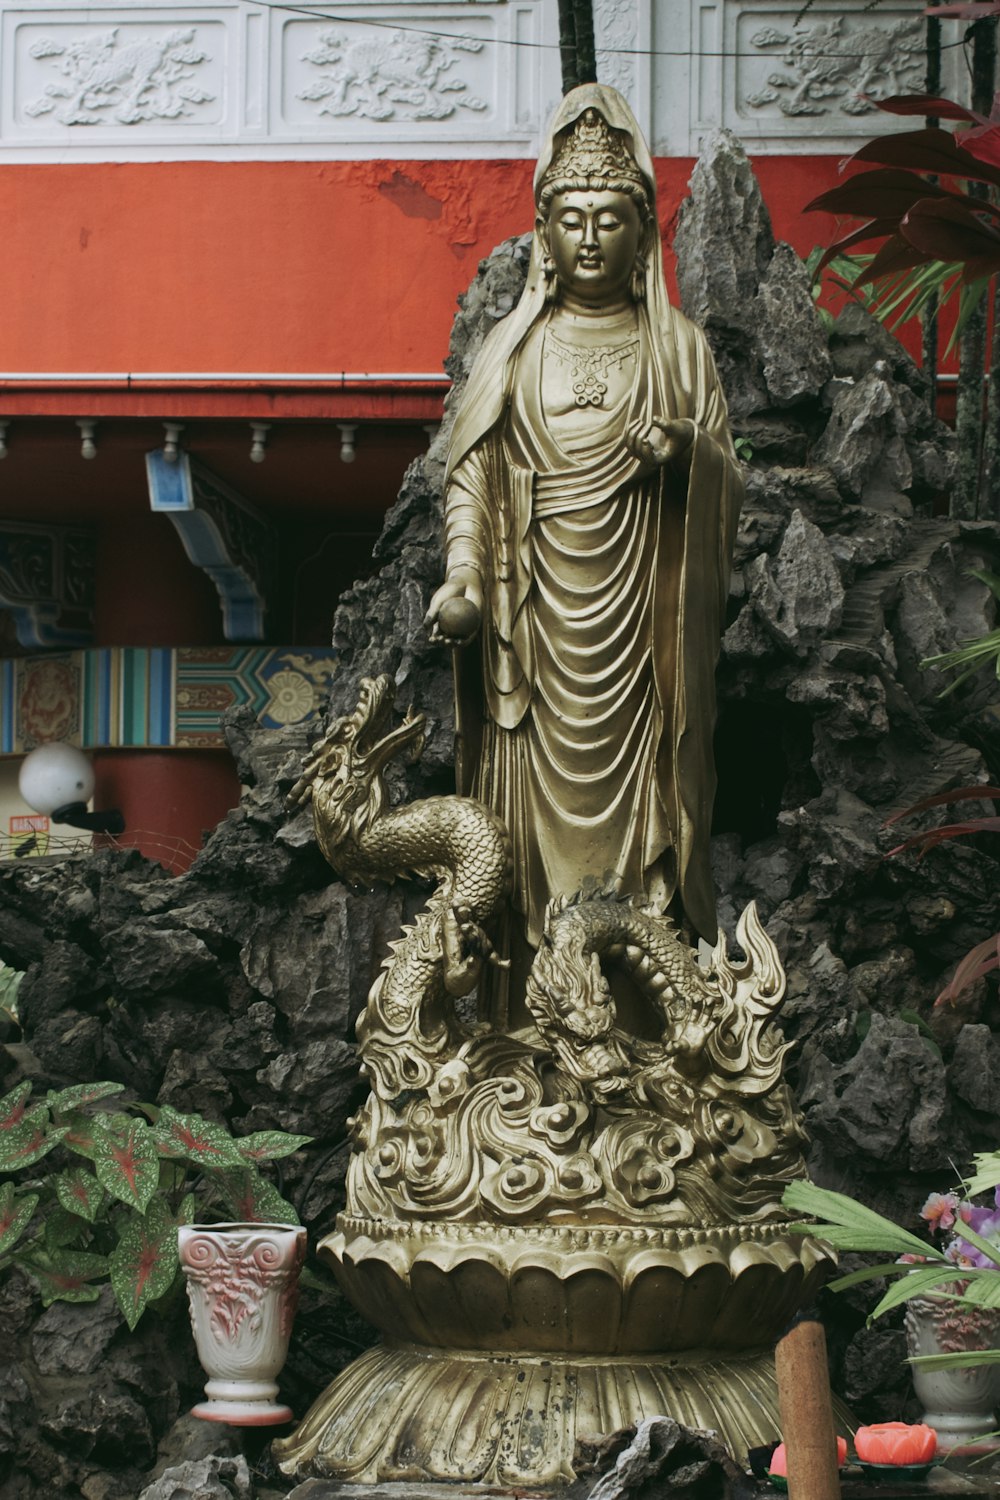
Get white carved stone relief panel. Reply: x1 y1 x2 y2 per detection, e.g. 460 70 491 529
651 0 964 156
0 0 554 159
0 0 969 161
278 14 496 134
15 16 225 129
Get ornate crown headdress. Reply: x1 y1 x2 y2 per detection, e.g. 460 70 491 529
538 107 646 199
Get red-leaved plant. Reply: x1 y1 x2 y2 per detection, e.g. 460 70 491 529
885 785 1000 1005
0 1081 310 1328
808 91 1000 337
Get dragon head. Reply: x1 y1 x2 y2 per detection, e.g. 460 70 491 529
525 922 615 1043
286 675 425 858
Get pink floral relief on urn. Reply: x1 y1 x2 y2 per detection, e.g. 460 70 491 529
179 1222 307 1425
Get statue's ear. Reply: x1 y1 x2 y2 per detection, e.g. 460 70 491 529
536 214 549 253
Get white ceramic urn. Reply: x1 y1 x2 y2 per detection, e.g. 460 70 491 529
179 1221 307 1425
905 1290 1000 1450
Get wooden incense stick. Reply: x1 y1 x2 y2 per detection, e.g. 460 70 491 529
775 1316 841 1500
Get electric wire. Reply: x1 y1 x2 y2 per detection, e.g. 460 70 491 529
229 0 979 63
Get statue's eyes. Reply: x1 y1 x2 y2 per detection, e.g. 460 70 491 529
596 216 622 232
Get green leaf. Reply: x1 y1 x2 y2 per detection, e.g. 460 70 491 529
109 1199 180 1331
0 964 24 1017
868 1263 974 1321
44 1206 90 1251
969 567 1000 604
153 1106 244 1169
0 1182 38 1257
827 1260 921 1293
46 1082 125 1115
216 1167 300 1226
60 1109 103 1161
964 1151 1000 1197
782 1180 944 1259
898 1008 943 1060
235 1130 313 1164
93 1117 160 1212
0 1080 33 1132
54 1167 103 1224
0 1110 68 1172
911 1348 1000 1371
953 1274 1000 1309
19 1247 109 1306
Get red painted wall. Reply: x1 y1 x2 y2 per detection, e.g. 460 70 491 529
94 511 225 649
0 157 846 377
92 749 240 872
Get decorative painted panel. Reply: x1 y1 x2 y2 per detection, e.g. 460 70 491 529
0 0 553 161
0 645 337 754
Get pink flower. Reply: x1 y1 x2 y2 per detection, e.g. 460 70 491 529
921 1192 959 1232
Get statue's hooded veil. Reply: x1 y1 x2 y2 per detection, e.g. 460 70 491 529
447 84 675 481
443 84 742 945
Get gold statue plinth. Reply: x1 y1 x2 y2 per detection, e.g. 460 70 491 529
278 1217 830 1485
277 84 835 1487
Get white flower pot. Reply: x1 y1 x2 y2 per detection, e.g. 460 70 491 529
905 1289 1000 1450
179 1221 307 1426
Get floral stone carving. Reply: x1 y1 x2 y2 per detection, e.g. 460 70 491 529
905 1291 1000 1448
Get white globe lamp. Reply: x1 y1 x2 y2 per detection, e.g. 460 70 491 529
19 743 95 817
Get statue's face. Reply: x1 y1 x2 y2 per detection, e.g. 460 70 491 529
544 188 643 306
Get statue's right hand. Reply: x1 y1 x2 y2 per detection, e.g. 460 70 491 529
426 574 483 645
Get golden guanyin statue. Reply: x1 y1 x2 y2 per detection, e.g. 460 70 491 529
275 86 835 1489
428 85 742 962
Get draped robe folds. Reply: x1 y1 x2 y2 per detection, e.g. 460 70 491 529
445 302 742 949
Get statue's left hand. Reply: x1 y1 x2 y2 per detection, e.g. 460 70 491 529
626 417 696 471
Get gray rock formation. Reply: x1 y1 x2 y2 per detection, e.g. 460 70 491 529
571 1417 752 1500
136 1455 253 1500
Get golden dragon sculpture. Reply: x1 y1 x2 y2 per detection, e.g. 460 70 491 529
289 676 809 1225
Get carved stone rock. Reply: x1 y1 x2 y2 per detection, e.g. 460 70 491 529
136 1455 253 1500
754 242 833 407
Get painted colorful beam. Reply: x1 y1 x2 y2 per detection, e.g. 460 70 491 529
0 645 337 754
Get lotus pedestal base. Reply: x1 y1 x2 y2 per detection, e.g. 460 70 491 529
276 1341 790 1486
275 1215 839 1487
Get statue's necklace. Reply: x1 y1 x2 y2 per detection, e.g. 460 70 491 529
544 327 639 408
